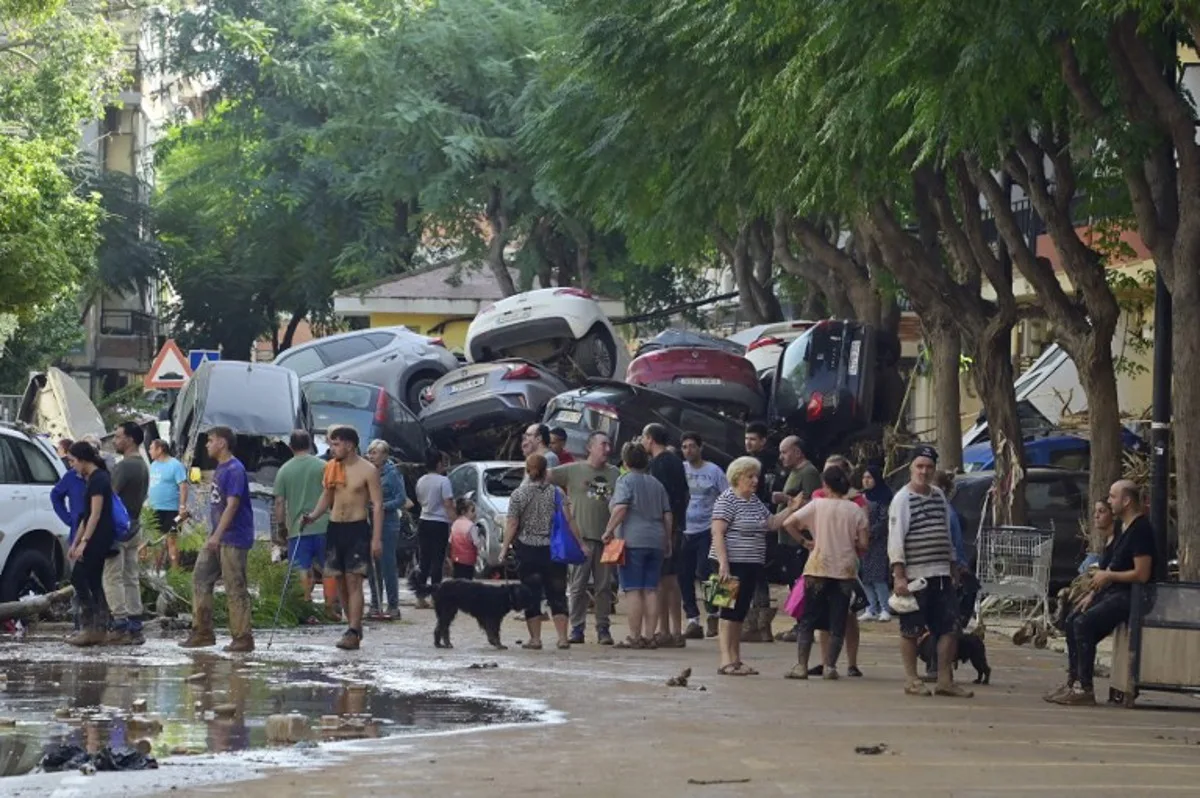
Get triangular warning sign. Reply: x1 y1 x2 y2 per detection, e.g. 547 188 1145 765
144 339 193 389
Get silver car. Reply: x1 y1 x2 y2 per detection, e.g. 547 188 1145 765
447 460 525 577
273 326 459 412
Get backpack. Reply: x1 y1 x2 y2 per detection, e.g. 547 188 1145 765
112 492 134 543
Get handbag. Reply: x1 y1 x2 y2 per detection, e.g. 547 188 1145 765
550 489 587 565
702 574 740 608
783 576 807 620
600 538 626 565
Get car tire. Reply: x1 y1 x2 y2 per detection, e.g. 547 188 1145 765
406 373 440 412
0 547 58 603
577 325 618 378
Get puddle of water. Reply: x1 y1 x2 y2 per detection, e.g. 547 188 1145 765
0 656 535 777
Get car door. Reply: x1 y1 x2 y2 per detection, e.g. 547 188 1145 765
384 394 431 463
0 437 39 541
1024 473 1085 585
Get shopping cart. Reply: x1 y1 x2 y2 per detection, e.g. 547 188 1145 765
974 524 1055 629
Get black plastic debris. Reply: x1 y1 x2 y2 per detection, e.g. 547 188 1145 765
40 743 159 773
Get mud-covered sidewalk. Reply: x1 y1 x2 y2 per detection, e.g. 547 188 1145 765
6 607 1200 797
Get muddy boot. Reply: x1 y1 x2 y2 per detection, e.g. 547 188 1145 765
705 615 719 638
103 627 134 646
740 608 761 642
684 620 704 640
67 626 105 647
180 605 216 648
224 635 255 653
756 607 778 642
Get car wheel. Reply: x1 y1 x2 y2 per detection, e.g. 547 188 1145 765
0 547 58 603
406 374 439 411
578 325 618 378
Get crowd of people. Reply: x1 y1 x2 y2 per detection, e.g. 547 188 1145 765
43 414 1158 705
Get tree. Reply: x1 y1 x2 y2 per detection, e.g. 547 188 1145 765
0 294 83 393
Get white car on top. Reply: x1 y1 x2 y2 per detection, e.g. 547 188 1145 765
736 319 818 385
464 287 630 381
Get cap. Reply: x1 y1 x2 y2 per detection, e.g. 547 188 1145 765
911 445 939 464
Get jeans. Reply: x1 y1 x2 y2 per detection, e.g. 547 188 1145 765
192 544 252 641
862 580 890 615
679 531 714 620
102 533 143 631
416 519 450 589
368 523 400 611
1066 589 1131 689
567 539 614 631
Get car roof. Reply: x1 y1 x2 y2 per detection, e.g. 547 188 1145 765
282 326 415 353
453 460 525 471
303 378 384 394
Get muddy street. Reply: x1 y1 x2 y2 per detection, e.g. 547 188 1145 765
3 598 1200 797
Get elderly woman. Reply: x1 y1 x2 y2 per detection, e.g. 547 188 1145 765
366 439 411 620
603 442 672 650
501 453 585 650
711 456 803 675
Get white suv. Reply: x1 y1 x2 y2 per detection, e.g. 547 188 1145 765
0 423 69 601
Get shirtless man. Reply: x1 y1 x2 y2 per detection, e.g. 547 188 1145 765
301 425 383 650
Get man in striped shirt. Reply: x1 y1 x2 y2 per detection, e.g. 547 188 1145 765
888 445 973 698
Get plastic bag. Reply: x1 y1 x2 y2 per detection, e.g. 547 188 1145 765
783 576 807 620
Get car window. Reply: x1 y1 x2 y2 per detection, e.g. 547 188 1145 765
449 466 476 497
275 347 327 378
0 438 25 483
773 328 813 418
1025 477 1081 513
11 437 58 484
1049 448 1089 471
484 467 524 498
363 332 395 349
305 381 376 409
316 336 376 366
387 395 428 461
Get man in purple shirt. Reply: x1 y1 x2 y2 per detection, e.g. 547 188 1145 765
180 425 256 652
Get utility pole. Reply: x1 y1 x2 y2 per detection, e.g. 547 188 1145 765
1150 270 1171 581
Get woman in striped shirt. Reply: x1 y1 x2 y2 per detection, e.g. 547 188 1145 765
711 456 804 676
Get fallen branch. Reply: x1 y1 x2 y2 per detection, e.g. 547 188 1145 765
0 586 74 622
687 778 751 786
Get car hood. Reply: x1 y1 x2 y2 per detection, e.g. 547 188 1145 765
18 367 106 442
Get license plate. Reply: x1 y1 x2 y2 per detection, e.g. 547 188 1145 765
848 340 861 376
678 377 721 386
449 376 486 394
502 307 533 323
553 410 582 425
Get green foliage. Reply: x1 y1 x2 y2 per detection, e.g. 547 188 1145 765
0 294 83 393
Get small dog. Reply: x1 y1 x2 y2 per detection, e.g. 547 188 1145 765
408 571 534 650
917 630 992 684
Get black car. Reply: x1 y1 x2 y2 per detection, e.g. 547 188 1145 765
769 319 903 461
303 379 430 463
542 380 745 469
949 468 1090 590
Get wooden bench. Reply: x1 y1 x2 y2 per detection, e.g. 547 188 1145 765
1108 581 1200 708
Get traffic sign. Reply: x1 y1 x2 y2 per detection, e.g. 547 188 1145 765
144 339 192 389
189 349 221 371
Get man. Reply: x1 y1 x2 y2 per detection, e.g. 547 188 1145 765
104 421 149 645
522 423 559 468
772 436 821 643
549 431 620 645
301 425 384 650
1048 479 1156 706
147 438 189 570
922 469 974 680
180 426 256 653
643 423 690 647
549 427 576 465
888 445 973 698
680 432 728 639
744 421 776 505
273 430 331 607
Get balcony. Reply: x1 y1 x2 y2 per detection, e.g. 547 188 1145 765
96 309 157 373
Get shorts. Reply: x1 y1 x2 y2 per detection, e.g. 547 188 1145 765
325 520 371 578
288 535 327 571
619 547 664 591
899 575 961 640
154 510 179 536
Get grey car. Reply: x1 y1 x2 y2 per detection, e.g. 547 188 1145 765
419 359 571 460
273 326 459 412
448 460 525 577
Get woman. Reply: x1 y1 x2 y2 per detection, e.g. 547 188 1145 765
858 465 893 622
413 448 456 608
500 453 583 650
366 440 410 620
603 443 672 650
148 438 189 571
65 441 117 647
711 456 803 676
783 466 869 679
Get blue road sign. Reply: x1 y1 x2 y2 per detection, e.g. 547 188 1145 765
189 350 221 371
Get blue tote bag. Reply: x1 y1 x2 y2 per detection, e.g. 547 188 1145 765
549 489 586 565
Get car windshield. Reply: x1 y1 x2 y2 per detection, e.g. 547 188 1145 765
484 467 524 497
773 328 813 417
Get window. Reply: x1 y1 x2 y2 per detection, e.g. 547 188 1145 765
363 332 395 349
275 347 326 378
1025 477 1080 513
0 439 24 483
11 438 58 484
773 328 813 419
449 466 476 498
1049 448 1090 471
316 335 377 366
387 395 428 461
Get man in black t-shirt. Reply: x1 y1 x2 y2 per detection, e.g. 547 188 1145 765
1048 480 1156 706
643 423 690 647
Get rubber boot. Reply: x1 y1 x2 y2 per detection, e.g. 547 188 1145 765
180 604 216 648
740 608 761 642
756 606 778 642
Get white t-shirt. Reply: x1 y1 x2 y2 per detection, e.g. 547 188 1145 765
416 473 454 523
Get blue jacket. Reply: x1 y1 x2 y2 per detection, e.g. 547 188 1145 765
51 469 88 543
948 505 969 569
378 460 408 536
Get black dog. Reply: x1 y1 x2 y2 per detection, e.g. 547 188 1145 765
408 571 534 650
917 631 992 685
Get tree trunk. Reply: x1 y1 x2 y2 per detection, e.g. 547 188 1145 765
1174 238 1200 580
485 187 517 297
1071 337 1124 514
0 586 74 622
970 329 1027 526
925 317 963 471
279 309 306 353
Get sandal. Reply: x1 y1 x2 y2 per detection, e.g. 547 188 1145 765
615 636 644 649
521 640 543 650
717 662 758 676
733 661 759 676
556 639 571 650
905 680 932 696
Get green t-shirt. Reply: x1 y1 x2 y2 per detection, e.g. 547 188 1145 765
779 460 822 546
273 454 328 537
549 461 622 541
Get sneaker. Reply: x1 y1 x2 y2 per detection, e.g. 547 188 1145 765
179 631 216 648
807 665 824 677
705 616 719 638
784 663 809 680
1052 686 1096 706
336 629 362 650
671 634 687 648
224 636 255 653
857 610 878 623
823 667 840 681
847 666 863 678
597 627 614 646
1043 682 1074 703
388 606 402 622
568 626 585 645
103 629 134 646
684 621 704 640
877 610 892 622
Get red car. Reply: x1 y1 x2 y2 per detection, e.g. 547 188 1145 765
625 347 765 421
